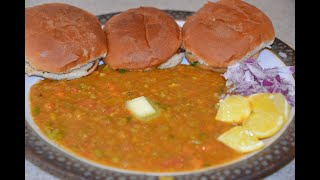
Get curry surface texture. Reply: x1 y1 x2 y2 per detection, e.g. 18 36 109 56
29 65 242 172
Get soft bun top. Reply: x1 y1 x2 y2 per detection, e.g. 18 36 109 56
103 7 181 70
182 0 275 68
25 3 108 73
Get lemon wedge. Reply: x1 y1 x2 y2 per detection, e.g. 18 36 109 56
243 111 284 139
218 126 264 153
248 93 291 123
272 93 291 123
216 95 251 124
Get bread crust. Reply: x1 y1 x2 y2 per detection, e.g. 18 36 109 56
182 0 275 68
25 3 108 73
103 7 181 70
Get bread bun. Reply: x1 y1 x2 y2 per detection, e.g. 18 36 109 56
103 7 181 70
182 0 275 70
25 3 107 79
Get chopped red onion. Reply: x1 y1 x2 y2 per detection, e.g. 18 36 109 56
245 58 255 63
262 80 273 86
281 89 289 95
275 75 281 83
246 64 267 79
222 58 295 106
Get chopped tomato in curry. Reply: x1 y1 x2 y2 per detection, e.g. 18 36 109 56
29 65 242 172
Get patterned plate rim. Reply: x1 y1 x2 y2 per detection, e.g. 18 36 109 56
25 10 295 180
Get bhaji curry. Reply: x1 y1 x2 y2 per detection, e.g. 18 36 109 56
29 65 242 172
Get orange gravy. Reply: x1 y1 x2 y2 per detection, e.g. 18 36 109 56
29 65 242 172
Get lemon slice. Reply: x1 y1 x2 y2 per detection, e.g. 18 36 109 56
272 93 291 123
218 126 264 153
216 95 251 124
243 111 284 139
248 93 291 123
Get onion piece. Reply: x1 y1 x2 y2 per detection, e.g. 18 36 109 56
222 58 295 106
